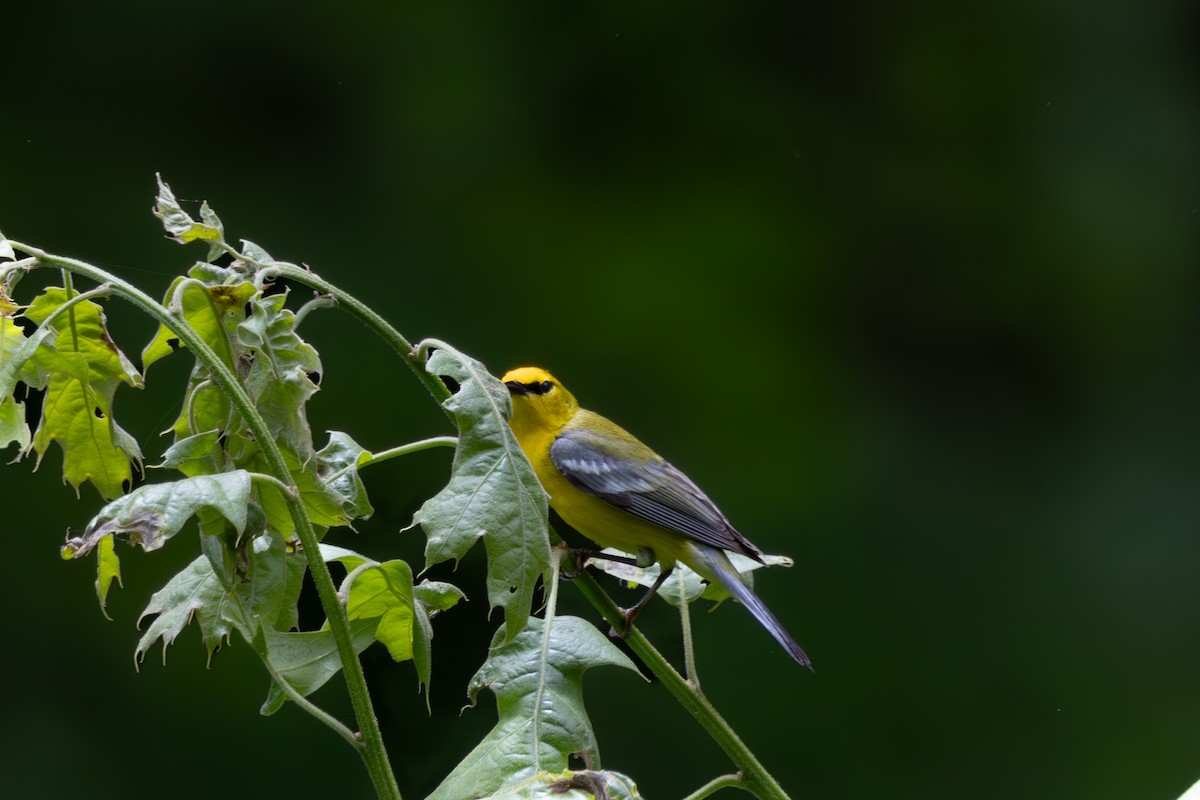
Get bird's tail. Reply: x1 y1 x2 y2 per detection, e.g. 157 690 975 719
686 543 812 670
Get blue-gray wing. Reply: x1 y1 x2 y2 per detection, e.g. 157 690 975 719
550 420 763 560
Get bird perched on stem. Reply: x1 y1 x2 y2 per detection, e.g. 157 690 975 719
502 366 811 669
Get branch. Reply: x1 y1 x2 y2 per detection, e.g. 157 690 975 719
9 242 403 800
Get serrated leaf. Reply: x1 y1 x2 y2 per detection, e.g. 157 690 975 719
258 619 378 715
429 616 638 800
33 365 139 498
413 579 466 698
136 553 226 663
0 316 33 450
63 471 252 559
345 560 416 662
592 547 793 607
316 431 374 519
136 531 294 663
153 175 224 247
0 397 29 451
413 342 550 645
237 292 321 457
95 534 122 617
23 288 143 498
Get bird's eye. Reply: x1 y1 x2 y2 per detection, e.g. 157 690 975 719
540 380 554 394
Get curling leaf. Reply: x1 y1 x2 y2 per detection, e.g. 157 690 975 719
62 471 252 560
413 580 466 697
428 616 638 800
345 559 416 662
592 547 793 607
237 292 321 458
413 341 550 644
315 431 374 520
153 174 225 259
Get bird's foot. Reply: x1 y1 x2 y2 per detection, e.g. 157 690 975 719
560 548 598 581
608 608 635 640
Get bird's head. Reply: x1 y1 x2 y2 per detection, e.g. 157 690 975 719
502 366 579 432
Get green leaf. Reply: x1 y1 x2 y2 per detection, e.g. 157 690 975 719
24 287 144 498
413 342 550 645
345 560 416 662
171 379 232 439
413 580 466 698
62 471 252 560
236 291 321 457
156 429 222 477
255 447 349 536
428 616 639 800
136 531 295 663
0 397 29 451
315 431 374 520
136 553 226 663
592 548 794 608
95 535 122 617
143 278 256 372
0 229 13 262
153 174 224 254
0 316 32 450
33 364 139 498
258 619 378 715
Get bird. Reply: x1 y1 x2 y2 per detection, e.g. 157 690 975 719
502 366 811 669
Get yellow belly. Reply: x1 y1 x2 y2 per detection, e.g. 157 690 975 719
521 430 689 569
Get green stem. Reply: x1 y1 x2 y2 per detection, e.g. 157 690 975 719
678 569 699 687
682 774 751 800
12 242 402 800
256 638 363 750
322 436 456 487
363 436 458 466
222 246 452 414
562 547 791 800
249 471 296 497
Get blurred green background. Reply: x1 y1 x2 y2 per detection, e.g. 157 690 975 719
3 1 1197 798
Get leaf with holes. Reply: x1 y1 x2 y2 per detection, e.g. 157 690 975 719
23 287 143 498
428 616 638 800
413 341 550 645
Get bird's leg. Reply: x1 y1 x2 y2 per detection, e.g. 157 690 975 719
613 565 674 639
561 547 644 580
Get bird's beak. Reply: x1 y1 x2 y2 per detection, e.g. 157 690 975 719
505 380 529 395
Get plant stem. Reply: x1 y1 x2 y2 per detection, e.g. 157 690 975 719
223 247 452 414
363 436 458 466
12 243 402 800
682 774 751 800
678 569 699 687
563 548 791 800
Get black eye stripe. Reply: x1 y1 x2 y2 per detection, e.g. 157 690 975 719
505 379 555 396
